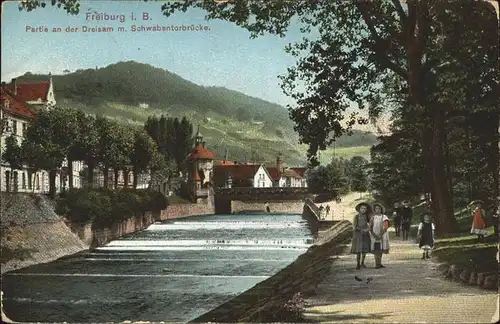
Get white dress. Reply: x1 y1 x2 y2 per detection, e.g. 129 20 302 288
370 214 390 253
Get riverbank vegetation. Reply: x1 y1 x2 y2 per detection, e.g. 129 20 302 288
56 188 167 228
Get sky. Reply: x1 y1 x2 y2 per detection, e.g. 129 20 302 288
1 0 310 107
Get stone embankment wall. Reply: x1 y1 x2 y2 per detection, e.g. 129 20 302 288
231 201 304 214
0 193 88 274
302 198 337 235
68 211 158 247
192 220 353 323
1 193 163 274
159 203 214 220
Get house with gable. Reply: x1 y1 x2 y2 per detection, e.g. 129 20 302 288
214 163 273 188
1 75 84 192
265 154 308 188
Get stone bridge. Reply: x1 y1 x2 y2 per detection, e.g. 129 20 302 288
213 187 313 214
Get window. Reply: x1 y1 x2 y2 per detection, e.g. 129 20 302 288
22 123 27 135
36 173 40 190
22 172 26 189
12 120 17 135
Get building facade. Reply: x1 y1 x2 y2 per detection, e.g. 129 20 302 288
187 127 215 202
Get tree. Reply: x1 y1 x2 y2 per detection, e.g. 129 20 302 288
345 156 369 192
306 159 349 195
95 115 123 188
174 116 193 173
69 112 99 188
21 109 69 198
1 135 23 191
111 124 134 189
130 130 157 189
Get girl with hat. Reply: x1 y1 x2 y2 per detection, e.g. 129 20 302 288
417 212 435 259
469 200 488 241
351 202 372 270
369 203 390 269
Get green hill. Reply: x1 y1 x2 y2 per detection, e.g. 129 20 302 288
14 61 375 165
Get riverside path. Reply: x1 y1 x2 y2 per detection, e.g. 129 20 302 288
305 193 498 323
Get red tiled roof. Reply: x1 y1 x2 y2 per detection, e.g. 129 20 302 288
1 87 35 119
282 168 301 178
6 81 50 103
214 164 261 187
192 168 201 181
290 167 307 178
188 144 215 160
218 160 234 166
266 167 282 181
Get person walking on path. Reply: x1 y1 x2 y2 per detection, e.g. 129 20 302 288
469 199 488 241
325 205 331 219
350 202 372 270
400 200 413 241
392 202 402 237
417 212 435 259
369 203 390 269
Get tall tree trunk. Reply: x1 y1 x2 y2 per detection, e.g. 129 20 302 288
430 108 456 236
114 168 119 189
87 162 95 188
67 158 74 190
49 169 57 199
124 170 129 188
133 169 138 189
103 167 109 189
444 126 454 205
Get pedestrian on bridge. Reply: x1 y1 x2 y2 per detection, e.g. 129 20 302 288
351 202 372 270
369 203 390 269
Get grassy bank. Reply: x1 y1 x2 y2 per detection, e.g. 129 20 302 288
431 207 498 274
56 188 167 228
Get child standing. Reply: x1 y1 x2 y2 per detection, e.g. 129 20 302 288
417 213 435 259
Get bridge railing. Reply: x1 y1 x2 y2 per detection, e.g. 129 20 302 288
213 187 310 195
304 198 320 219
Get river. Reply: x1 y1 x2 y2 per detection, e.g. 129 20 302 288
2 213 313 322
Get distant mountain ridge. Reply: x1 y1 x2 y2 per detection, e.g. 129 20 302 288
14 61 293 128
10 61 378 164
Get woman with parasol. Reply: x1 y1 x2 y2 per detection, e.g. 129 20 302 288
469 199 488 241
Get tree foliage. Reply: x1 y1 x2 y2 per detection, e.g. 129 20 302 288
344 156 369 192
306 159 349 195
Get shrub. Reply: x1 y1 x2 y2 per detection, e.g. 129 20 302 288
56 188 168 228
266 292 306 323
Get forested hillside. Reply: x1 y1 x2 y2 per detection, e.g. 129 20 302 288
13 61 377 164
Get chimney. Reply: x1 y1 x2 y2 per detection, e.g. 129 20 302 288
12 78 17 95
202 141 206 148
276 153 284 173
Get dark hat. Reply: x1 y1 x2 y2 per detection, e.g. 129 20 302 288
372 203 386 213
355 202 372 213
468 200 484 207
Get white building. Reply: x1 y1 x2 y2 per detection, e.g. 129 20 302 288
214 164 273 188
1 76 85 193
